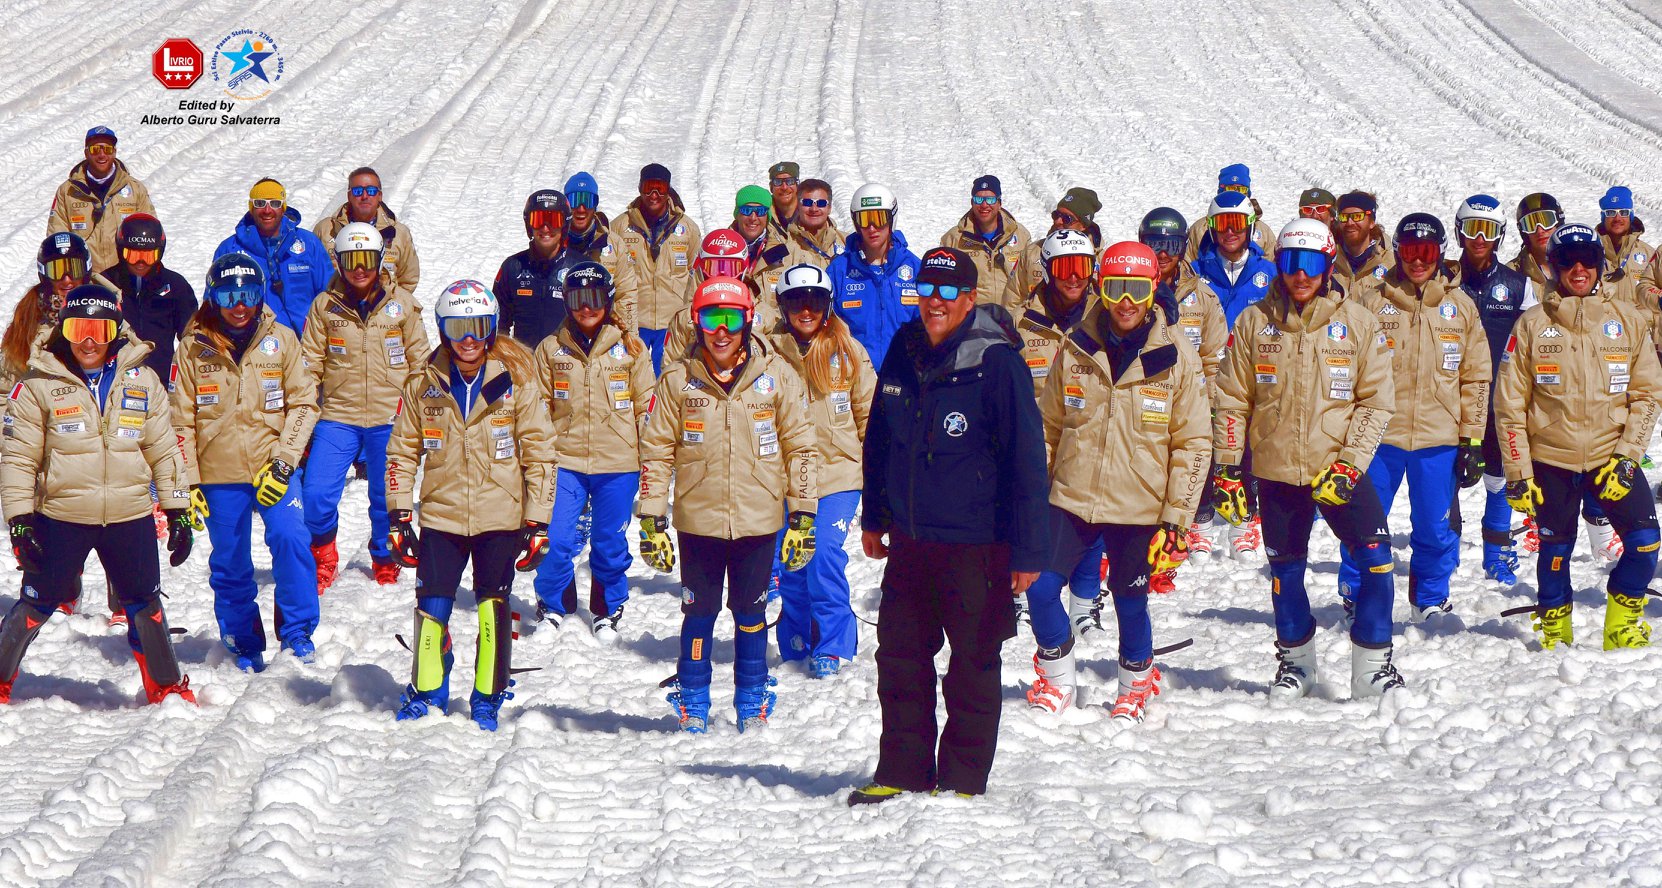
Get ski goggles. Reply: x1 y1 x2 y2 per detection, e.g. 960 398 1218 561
778 290 832 315
800 197 829 209
209 284 263 309
1276 248 1332 278
565 284 613 313
698 256 747 278
1551 243 1603 271
40 257 88 281
565 190 598 210
1396 240 1442 265
440 315 496 343
736 204 769 218
1518 209 1560 234
1141 235 1185 257
696 305 747 333
121 247 160 265
1219 184 1250 195
249 198 285 210
338 250 381 273
1602 207 1633 219
1099 276 1155 306
1046 254 1094 281
1457 217 1503 242
916 282 967 301
1336 210 1371 224
84 144 115 157
527 209 565 231
349 185 381 198
1299 203 1333 219
853 209 892 230
61 317 117 344
971 195 999 206
640 180 669 197
1208 212 1251 233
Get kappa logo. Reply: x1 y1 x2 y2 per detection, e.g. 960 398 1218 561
1538 326 1562 339
1257 323 1281 337
943 411 968 437
1379 304 1401 315
421 385 444 399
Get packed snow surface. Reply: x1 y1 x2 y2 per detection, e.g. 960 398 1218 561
3 1 1662 885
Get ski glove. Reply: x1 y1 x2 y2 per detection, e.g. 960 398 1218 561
1594 455 1639 503
1505 478 1543 517
515 521 549 572
1456 438 1484 489
1311 459 1362 507
639 515 676 573
252 458 294 508
389 509 420 568
1147 522 1189 574
8 514 43 575
779 511 816 572
164 510 193 567
186 486 210 531
1212 465 1250 526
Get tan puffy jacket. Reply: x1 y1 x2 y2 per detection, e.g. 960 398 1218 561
1001 235 1107 315
1509 249 1551 289
940 210 1032 306
312 204 422 303
1041 310 1210 527
663 275 779 364
171 309 318 487
610 199 702 331
1010 285 1086 399
1170 276 1230 387
638 339 818 538
783 221 845 269
1182 210 1277 266
749 228 793 299
1494 289 1662 480
1332 239 1394 294
2 337 185 524
47 161 155 273
533 322 655 475
764 325 875 496
1602 228 1655 282
299 284 431 428
1362 269 1491 450
1214 283 1395 485
386 351 558 535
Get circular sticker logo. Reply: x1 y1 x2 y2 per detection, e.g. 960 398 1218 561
943 411 968 437
212 29 285 100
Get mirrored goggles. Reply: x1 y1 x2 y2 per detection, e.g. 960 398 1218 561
249 198 284 210
565 285 613 313
1299 204 1333 218
440 315 496 343
1099 277 1155 306
566 190 598 210
84 143 115 157
349 185 381 197
699 256 747 278
1519 209 1560 234
1142 235 1184 257
1336 210 1371 224
527 209 565 231
339 250 381 273
41 257 88 281
1046 253 1094 281
1551 243 1603 272
1219 184 1250 195
640 180 669 197
121 247 160 265
1276 248 1332 278
1396 240 1442 265
62 317 117 344
696 305 747 333
970 195 999 206
1458 217 1502 242
916 282 966 301
737 204 768 218
209 285 263 309
1208 212 1251 233
853 209 892 230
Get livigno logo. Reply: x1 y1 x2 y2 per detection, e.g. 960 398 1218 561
211 29 284 100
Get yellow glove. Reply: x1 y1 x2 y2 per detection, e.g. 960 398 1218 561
252 458 294 508
187 486 211 531
1212 466 1250 527
1506 478 1543 516
1311 459 1362 507
779 511 817 572
1147 522 1189 574
1594 456 1639 502
639 515 676 573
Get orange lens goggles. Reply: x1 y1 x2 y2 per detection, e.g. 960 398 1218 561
62 317 117 344
84 144 115 157
1219 183 1250 195
1047 254 1093 281
1336 211 1371 224
853 209 892 230
339 250 381 272
41 257 88 281
527 209 565 231
121 247 159 265
1099 277 1155 306
1299 204 1332 218
1209 213 1250 233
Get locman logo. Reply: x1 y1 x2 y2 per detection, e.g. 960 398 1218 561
212 29 284 100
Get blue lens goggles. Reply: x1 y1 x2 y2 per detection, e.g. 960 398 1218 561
566 191 598 210
917 282 966 301
209 286 263 309
1276 248 1332 278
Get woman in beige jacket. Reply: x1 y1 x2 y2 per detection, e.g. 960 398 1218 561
0 286 194 704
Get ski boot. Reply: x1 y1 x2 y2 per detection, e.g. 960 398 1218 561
469 684 515 732
666 679 710 733
223 636 266 674
1604 591 1653 650
734 676 779 733
1350 643 1405 698
1269 635 1318 701
1149 569 1176 595
1410 600 1454 624
1482 533 1519 586
591 605 624 645
810 655 841 679
1027 643 1076 713
469 598 515 731
396 607 453 720
1231 515 1262 556
282 633 317 664
0 600 52 703
847 784 905 807
1186 522 1217 557
1068 593 1102 637
373 560 400 586
129 600 196 704
1109 659 1161 724
1534 603 1573 650
1587 517 1622 563
311 541 339 593
1520 517 1540 554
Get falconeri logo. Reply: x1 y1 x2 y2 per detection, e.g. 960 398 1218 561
212 29 285 100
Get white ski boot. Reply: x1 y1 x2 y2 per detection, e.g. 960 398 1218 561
1068 593 1102 637
1350 643 1405 699
1269 637 1318 701
1109 659 1162 724
1026 646 1076 713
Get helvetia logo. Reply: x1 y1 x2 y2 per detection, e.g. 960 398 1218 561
212 29 285 100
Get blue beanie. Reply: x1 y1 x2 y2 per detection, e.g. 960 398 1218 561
1601 186 1634 212
1219 163 1251 191
972 174 1001 198
565 171 598 198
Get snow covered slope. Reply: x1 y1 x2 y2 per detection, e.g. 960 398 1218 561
2 1 1661 884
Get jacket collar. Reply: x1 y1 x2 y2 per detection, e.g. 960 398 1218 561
686 334 773 397
555 321 623 362
29 331 152 382
425 348 515 421
1067 307 1180 385
1260 280 1345 332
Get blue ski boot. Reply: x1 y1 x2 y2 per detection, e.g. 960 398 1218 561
1482 540 1519 587
223 637 266 674
469 683 515 732
667 680 710 733
811 655 841 679
282 633 316 664
734 676 779 733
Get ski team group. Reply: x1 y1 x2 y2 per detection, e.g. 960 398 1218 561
2 126 1658 801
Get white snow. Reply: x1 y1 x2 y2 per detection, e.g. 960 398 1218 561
2 2 1662 885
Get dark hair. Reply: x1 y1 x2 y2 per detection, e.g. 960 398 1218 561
798 178 832 198
348 166 380 183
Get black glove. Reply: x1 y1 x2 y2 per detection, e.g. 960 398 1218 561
164 509 193 567
389 509 420 568
515 521 549 573
1456 438 1484 489
8 515 43 575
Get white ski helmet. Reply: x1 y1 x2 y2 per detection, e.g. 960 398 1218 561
851 182 898 218
1039 229 1096 283
1208 190 1256 223
333 222 384 271
1277 218 1336 257
777 263 832 301
435 279 498 345
1455 194 1507 243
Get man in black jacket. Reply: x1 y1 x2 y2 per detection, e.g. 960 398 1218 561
851 247 1049 804
494 189 586 347
98 213 196 382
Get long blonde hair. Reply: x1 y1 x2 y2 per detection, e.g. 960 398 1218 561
184 301 241 359
486 335 536 385
797 313 860 398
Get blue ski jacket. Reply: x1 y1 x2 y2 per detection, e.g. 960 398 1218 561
214 207 331 334
827 230 922 369
1191 239 1277 329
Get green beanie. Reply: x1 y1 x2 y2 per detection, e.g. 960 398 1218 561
735 185 773 214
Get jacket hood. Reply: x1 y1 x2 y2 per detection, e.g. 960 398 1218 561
30 329 152 380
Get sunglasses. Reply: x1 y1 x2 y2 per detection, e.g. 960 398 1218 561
1603 208 1633 219
210 285 263 309
1209 213 1251 233
566 191 598 210
1046 254 1094 281
771 177 799 188
1519 209 1560 234
121 247 159 265
1219 184 1250 195
1336 210 1371 224
1099 277 1155 306
699 256 747 278
640 181 669 196
1051 210 1081 227
1396 240 1442 265
696 305 747 333
1141 235 1185 257
349 185 381 198
853 209 892 230
1552 244 1603 273
339 250 381 273
736 204 768 217
916 282 967 301
566 285 612 313
971 195 999 206
1299 204 1333 218
1276 248 1332 278
84 144 115 157
249 198 285 210
1458 218 1502 242
800 197 829 209
527 209 565 230
441 315 496 344
40 257 88 281
62 317 116 345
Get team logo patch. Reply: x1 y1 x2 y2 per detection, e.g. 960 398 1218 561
1502 335 1517 362
290 240 305 255
609 343 627 360
1491 284 1510 303
386 302 403 318
1604 321 1623 339
1373 267 1387 279
1539 326 1562 339
754 374 775 394
1327 323 1347 341
125 367 142 379
898 265 913 281
1181 292 1197 306
1439 303 1456 319
1379 304 1401 315
1634 252 1646 264
1252 272 1269 288
259 336 280 354
943 411 968 437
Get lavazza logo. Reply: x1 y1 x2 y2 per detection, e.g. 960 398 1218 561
142 30 285 128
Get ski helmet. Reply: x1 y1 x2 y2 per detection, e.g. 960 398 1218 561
435 280 498 346
777 263 832 302
1547 223 1603 275
698 228 750 278
1455 194 1506 243
57 284 123 345
1138 207 1188 256
117 214 166 264
563 261 614 313
1040 229 1096 283
1207 191 1256 228
1275 219 1336 279
1098 242 1159 280
204 253 266 309
333 222 385 275
1516 192 1562 234
1394 213 1446 247
524 190 569 235
691 276 755 337
37 232 90 288
851 183 898 229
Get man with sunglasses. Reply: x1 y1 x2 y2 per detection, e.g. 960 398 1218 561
495 190 589 349
783 179 844 269
733 185 791 296
1495 223 1662 651
1509 192 1563 290
313 167 421 304
1183 165 1277 266
1297 188 1337 229
940 176 1031 309
562 171 638 329
611 163 702 372
767 161 801 241
1214 219 1403 700
1329 191 1394 295
826 182 921 370
213 178 332 334
1598 187 1654 284
1002 187 1103 313
1336 214 1490 626
853 247 1047 804
47 126 155 274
